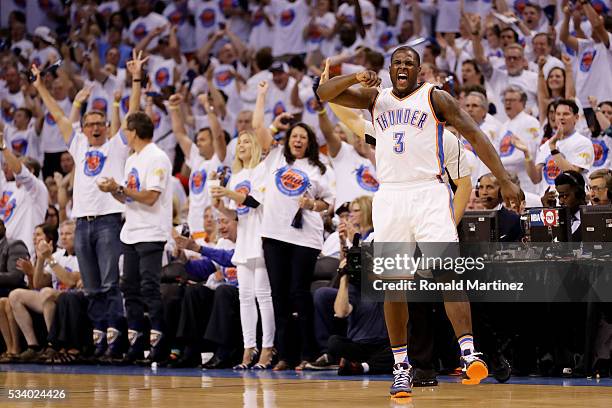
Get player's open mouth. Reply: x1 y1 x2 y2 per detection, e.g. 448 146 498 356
397 73 408 85
93 132 101 138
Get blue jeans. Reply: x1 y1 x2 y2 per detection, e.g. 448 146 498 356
75 214 124 331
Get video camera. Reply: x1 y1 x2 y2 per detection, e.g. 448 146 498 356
340 235 362 286
23 59 62 83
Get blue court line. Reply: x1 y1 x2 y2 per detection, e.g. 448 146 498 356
1 364 612 387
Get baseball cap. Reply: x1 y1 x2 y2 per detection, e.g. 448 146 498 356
269 61 288 74
335 202 351 216
33 26 55 45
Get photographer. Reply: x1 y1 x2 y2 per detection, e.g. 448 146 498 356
308 196 392 375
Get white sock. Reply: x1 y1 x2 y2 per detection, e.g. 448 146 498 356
362 363 370 373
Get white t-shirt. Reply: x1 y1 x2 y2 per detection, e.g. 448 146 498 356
0 167 48 256
435 0 461 33
260 146 334 250
4 125 40 162
147 55 178 93
120 142 173 245
213 63 242 124
265 77 299 124
0 89 25 125
590 135 612 171
150 105 176 164
46 250 80 291
497 111 541 194
574 33 612 108
535 131 594 190
227 164 267 264
240 70 272 112
305 12 336 56
85 76 119 118
248 3 275 51
330 142 378 210
30 47 60 69
40 98 71 154
486 68 538 122
185 147 222 234
26 0 61 33
129 12 168 49
271 0 309 57
189 0 225 49
68 129 129 217
163 2 197 53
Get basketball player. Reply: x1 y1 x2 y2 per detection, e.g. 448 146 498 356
317 47 521 398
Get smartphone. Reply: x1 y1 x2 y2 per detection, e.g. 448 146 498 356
219 22 226 30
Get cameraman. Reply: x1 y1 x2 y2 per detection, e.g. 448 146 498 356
309 196 393 375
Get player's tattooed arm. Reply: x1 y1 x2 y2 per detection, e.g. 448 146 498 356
431 89 522 206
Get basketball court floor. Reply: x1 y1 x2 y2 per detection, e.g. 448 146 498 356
1 364 611 407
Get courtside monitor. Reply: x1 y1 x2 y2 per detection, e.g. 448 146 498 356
528 207 572 242
458 210 499 242
580 204 612 242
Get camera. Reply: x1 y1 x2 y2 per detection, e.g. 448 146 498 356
340 235 362 286
24 59 62 83
180 223 190 238
280 115 294 125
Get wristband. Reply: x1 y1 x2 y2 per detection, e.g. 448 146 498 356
550 149 560 156
74 101 82 108
132 78 141 82
317 109 326 116
113 102 120 107
524 155 532 162
47 259 58 268
269 124 279 134
168 106 180 111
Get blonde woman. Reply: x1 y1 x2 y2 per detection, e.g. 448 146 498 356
210 131 276 370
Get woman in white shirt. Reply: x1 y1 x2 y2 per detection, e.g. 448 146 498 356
254 81 333 370
210 131 275 370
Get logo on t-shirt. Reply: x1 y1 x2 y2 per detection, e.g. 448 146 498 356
126 168 141 200
235 180 251 215
2 102 16 122
151 110 161 129
355 165 379 192
0 191 17 223
543 155 560 185
308 25 323 43
190 169 207 194
215 70 233 87
592 139 609 168
168 9 186 25
133 23 148 41
280 9 295 27
512 0 528 14
84 150 107 177
275 166 309 196
273 101 286 117
378 31 394 49
305 97 318 114
155 67 170 87
121 95 130 114
591 0 610 14
253 9 264 26
92 97 108 113
580 50 597 73
45 111 56 125
224 266 238 285
199 8 217 27
10 139 28 156
499 132 515 157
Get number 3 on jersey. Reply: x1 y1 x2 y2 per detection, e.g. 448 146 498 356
393 132 405 154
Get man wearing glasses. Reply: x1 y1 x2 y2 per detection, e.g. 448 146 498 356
587 169 612 205
31 50 147 362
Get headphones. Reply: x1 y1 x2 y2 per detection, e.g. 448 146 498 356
475 174 502 201
559 171 586 201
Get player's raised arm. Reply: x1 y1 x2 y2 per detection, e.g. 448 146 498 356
431 89 521 206
316 62 379 110
31 66 73 144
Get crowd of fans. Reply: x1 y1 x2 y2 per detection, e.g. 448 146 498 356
0 0 611 380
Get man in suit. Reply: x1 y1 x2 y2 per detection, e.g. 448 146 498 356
554 171 587 242
477 174 523 242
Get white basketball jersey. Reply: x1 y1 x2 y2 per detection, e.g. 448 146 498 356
371 83 445 185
